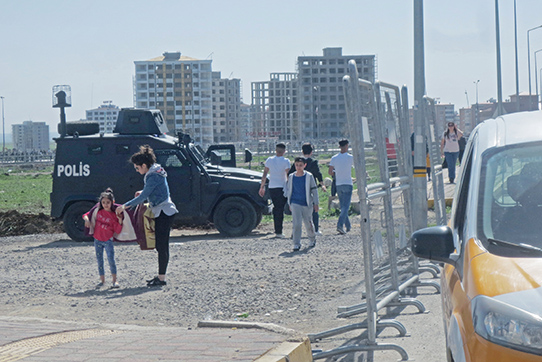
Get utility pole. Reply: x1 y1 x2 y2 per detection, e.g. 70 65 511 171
412 0 428 231
495 0 505 116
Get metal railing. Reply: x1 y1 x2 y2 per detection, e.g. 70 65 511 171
308 61 440 362
424 96 447 226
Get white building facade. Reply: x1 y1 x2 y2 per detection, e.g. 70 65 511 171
12 121 49 152
134 52 213 146
85 101 120 133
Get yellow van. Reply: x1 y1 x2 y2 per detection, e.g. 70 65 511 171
411 111 542 361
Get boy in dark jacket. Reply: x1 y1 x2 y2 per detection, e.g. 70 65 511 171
289 143 327 234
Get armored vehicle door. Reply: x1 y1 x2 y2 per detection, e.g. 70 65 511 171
154 149 200 219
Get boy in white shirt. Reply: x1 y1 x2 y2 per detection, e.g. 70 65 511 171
259 143 291 238
328 139 354 235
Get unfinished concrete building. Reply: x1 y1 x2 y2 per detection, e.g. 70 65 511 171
251 73 298 142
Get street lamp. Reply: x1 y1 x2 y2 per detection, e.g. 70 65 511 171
0 96 4 154
535 48 542 110
474 80 480 126
527 24 542 110
52 85 72 138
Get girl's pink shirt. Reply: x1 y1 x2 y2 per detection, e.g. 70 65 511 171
84 208 122 241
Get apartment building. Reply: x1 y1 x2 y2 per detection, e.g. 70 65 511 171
86 101 120 133
134 52 213 146
239 103 253 143
212 72 241 143
251 73 298 142
12 121 49 152
435 103 456 136
297 47 376 141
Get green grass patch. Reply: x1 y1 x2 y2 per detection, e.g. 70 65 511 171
0 173 52 213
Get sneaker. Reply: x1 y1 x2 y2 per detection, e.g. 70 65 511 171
292 247 300 252
111 282 120 289
275 233 286 239
337 227 346 235
315 231 323 236
95 282 104 289
308 241 316 248
147 277 167 287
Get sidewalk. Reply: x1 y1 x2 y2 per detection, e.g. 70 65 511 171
0 316 311 362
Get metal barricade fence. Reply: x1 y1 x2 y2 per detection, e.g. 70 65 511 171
308 61 439 361
423 96 447 226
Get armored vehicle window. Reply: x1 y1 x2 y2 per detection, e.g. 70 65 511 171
154 113 165 125
116 145 130 154
155 150 188 168
88 145 102 155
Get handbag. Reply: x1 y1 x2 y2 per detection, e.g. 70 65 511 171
442 158 448 169
134 203 156 250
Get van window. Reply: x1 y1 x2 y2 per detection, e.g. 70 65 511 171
454 135 475 246
479 142 542 249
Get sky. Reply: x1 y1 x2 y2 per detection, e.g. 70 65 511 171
2 0 542 135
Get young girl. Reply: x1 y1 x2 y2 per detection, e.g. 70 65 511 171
83 188 123 288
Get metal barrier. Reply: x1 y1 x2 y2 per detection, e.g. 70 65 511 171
423 96 447 225
309 61 439 361
0 153 55 165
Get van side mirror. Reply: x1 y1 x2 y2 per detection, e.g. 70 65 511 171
410 226 459 266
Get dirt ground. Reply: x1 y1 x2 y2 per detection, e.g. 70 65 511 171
0 215 446 362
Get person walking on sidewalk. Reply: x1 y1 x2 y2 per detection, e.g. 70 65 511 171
83 188 123 289
284 157 319 251
259 143 291 238
440 122 463 184
328 139 354 235
288 143 327 235
116 145 178 287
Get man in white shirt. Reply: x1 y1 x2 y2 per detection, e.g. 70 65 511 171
259 143 291 238
328 139 353 234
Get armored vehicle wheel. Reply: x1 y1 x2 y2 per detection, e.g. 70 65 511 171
213 196 257 237
254 211 263 228
63 201 95 242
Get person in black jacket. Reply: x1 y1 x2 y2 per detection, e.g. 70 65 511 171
289 143 327 234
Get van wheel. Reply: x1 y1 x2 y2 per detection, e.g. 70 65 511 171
63 201 95 242
214 197 256 237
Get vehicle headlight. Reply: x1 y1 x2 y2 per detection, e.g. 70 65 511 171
472 295 542 354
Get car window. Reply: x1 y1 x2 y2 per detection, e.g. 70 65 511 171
480 142 542 248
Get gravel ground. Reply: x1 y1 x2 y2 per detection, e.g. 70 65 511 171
0 217 445 361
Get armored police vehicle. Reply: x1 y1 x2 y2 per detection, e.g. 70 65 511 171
51 108 268 242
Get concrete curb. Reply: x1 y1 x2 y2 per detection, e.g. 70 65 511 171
197 320 299 337
198 320 313 362
255 337 312 362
